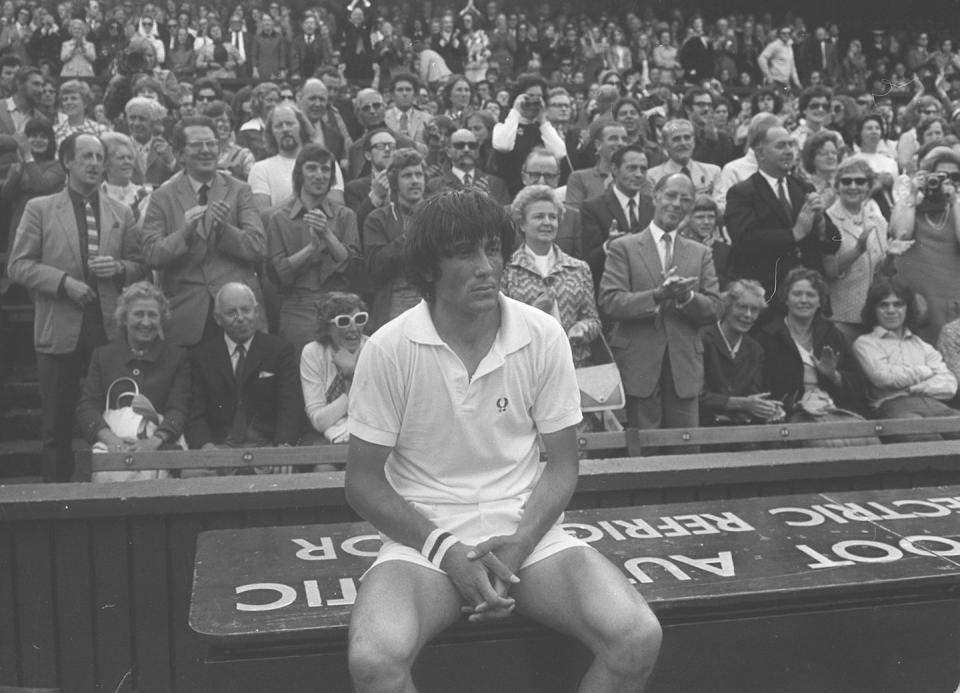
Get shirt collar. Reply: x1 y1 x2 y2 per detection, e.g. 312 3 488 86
611 184 639 208
871 325 916 340
224 333 255 355
758 169 787 192
187 174 214 194
648 220 675 244
68 186 98 207
403 294 531 356
451 166 474 182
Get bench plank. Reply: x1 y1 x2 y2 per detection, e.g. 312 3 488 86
189 485 960 644
52 523 96 692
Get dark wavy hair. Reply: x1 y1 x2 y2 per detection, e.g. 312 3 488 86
24 117 56 161
404 190 516 303
860 278 919 332
292 143 334 196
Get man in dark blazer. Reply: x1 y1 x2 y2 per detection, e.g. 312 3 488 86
580 144 655 288
187 282 303 455
724 121 839 301
140 116 266 347
344 128 395 231
677 23 715 85
599 173 720 431
425 128 510 206
226 15 254 79
290 15 332 82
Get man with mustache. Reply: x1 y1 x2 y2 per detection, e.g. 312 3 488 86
425 128 510 206
249 103 345 210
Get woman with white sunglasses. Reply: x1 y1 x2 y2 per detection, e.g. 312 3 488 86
300 292 368 452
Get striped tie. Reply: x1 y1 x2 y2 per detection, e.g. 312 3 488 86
85 199 99 259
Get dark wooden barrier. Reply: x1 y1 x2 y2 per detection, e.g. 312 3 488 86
3 442 960 692
188 488 960 692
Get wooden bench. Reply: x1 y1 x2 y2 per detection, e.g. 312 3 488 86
188 486 960 692
79 416 960 479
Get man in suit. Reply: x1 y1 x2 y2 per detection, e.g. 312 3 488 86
683 88 735 168
806 27 840 85
299 78 349 166
580 144 655 288
677 19 715 85
724 121 839 301
344 128 395 232
426 128 510 206
7 133 146 480
187 282 303 456
141 115 266 348
520 147 583 259
226 14 253 79
599 173 720 431
346 88 421 181
383 72 432 146
125 96 177 187
646 119 724 212
290 14 331 83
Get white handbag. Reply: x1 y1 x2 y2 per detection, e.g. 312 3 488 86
91 377 182 482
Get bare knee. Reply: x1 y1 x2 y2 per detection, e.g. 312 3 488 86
596 603 662 678
348 629 418 693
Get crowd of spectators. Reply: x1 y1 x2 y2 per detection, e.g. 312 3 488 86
5 0 960 481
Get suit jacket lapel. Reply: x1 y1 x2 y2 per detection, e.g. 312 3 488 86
604 188 629 232
53 192 82 268
635 228 662 280
97 196 118 253
240 333 266 385
754 173 791 226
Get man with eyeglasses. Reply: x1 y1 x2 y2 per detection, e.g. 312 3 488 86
791 86 833 150
141 116 267 348
345 128 395 230
544 86 579 181
683 87 734 167
186 282 303 463
581 144 655 288
426 128 509 206
346 88 420 181
759 26 801 93
521 147 584 258
599 172 719 434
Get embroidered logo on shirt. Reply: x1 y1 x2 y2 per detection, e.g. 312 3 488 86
496 397 509 413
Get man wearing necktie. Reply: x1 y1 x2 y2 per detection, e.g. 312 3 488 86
186 283 303 467
384 73 432 146
724 121 838 301
7 133 145 480
599 173 720 434
646 119 724 212
141 115 267 347
290 15 330 82
227 15 250 78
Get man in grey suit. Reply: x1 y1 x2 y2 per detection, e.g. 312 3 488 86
599 173 720 431
8 133 145 480
140 115 266 347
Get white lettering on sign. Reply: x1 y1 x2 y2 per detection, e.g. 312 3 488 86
623 551 734 584
340 534 381 557
236 583 298 611
235 579 360 612
770 496 960 526
796 535 960 569
292 537 337 560
562 514 754 542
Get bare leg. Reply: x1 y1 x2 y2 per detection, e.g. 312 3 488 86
348 561 463 693
513 547 662 693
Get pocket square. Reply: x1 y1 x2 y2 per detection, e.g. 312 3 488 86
258 371 275 379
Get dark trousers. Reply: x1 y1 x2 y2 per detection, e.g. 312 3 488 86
36 308 105 482
625 351 699 454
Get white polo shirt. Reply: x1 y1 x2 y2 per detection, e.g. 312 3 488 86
349 294 582 505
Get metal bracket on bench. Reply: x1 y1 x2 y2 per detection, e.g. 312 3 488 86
124 455 135 467
681 432 691 442
242 452 254 464
874 424 885 433
780 428 790 438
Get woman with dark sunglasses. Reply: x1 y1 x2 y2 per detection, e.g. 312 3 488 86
823 158 912 344
300 291 368 451
891 146 960 344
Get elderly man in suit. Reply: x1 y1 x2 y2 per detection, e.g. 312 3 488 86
125 96 178 187
599 172 720 431
580 144 655 288
383 72 432 146
8 133 146 480
646 119 724 212
186 282 303 457
724 120 838 300
426 128 510 206
140 115 266 348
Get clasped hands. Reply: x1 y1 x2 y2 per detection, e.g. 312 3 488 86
654 266 696 304
441 533 530 623
184 201 231 240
